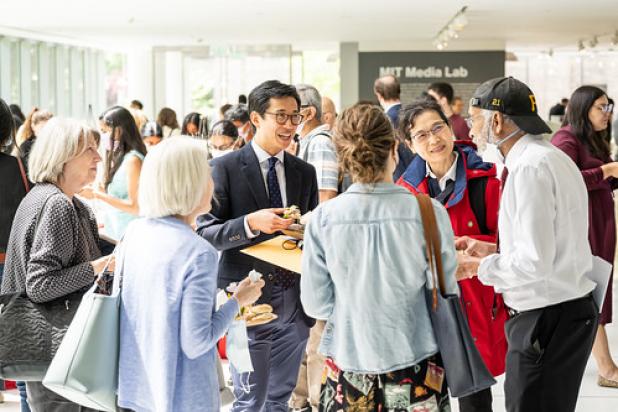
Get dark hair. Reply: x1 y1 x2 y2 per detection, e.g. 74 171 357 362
102 106 148 188
238 94 247 105
606 97 615 144
130 100 144 110
0 98 16 149
219 103 232 118
561 98 569 105
334 103 395 183
563 85 610 159
210 120 239 139
399 99 450 142
428 82 455 104
141 121 163 138
373 75 400 101
156 107 179 129
224 104 250 123
9 104 25 122
181 112 207 136
248 80 301 117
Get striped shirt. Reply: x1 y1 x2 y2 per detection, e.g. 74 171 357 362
299 125 339 192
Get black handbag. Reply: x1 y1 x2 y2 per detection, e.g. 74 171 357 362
416 193 496 398
0 291 82 380
0 194 84 381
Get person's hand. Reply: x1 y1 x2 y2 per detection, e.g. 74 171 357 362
456 253 481 280
91 254 115 274
601 162 618 179
455 236 496 258
233 276 265 307
247 208 294 234
79 187 95 200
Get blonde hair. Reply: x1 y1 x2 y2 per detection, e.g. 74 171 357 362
333 103 395 184
138 137 212 218
28 118 94 184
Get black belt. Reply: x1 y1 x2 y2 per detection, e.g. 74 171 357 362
506 293 594 318
267 268 298 289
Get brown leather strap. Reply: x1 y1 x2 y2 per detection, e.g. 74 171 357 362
416 194 446 311
16 156 30 193
0 252 6 263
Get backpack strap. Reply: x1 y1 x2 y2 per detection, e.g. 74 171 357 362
467 176 488 235
17 156 30 193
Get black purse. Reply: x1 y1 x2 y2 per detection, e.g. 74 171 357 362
0 291 82 380
0 195 85 381
416 193 496 398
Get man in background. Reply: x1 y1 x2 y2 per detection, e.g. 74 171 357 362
428 82 470 140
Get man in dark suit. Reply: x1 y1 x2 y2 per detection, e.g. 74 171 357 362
197 80 319 412
374 74 415 181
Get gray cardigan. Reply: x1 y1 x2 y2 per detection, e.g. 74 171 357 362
1 183 101 302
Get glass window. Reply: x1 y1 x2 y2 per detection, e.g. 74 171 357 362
9 39 21 104
30 42 40 108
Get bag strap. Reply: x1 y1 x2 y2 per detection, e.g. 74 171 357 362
16 156 30 193
416 194 446 311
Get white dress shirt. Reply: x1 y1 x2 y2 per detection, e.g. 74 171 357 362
478 134 596 311
243 140 288 238
426 152 458 191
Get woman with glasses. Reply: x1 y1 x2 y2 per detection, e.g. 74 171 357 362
301 103 457 412
397 99 507 412
551 85 618 389
208 120 242 158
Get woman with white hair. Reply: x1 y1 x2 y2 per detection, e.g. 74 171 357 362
1 117 115 411
116 137 264 412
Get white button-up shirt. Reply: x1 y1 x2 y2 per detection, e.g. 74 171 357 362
478 134 596 311
426 152 458 191
244 140 288 238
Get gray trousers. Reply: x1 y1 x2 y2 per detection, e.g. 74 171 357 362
25 382 100 412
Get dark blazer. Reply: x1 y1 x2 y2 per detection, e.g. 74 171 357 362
386 103 402 129
197 143 319 303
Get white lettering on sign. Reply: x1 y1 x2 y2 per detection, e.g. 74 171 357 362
379 67 404 77
378 65 470 79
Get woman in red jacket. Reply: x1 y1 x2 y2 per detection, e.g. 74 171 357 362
397 99 507 412
552 85 618 388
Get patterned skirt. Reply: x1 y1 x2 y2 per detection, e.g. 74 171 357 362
319 354 450 412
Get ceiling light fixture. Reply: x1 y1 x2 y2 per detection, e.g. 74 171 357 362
433 6 468 50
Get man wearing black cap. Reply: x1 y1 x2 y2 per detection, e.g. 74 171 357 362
456 77 599 412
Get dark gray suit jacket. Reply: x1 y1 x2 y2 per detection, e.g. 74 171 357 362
197 143 319 303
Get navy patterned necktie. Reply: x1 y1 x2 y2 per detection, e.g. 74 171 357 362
268 157 283 208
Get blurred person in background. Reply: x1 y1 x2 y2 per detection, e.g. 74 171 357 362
141 121 163 149
321 96 337 131
451 96 465 116
156 107 181 138
552 86 618 389
219 103 232 120
428 82 470 141
17 108 53 174
182 112 207 137
208 120 242 158
225 104 254 143
81 106 147 240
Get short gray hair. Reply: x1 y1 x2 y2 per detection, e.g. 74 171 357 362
296 84 322 122
138 137 212 218
28 117 93 184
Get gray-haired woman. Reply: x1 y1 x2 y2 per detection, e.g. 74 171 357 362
1 117 114 412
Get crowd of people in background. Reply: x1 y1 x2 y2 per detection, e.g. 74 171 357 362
0 73 617 412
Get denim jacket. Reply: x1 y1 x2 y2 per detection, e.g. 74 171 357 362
300 183 459 374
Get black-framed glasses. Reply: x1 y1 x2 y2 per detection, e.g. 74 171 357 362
264 111 304 126
410 121 449 143
596 103 614 113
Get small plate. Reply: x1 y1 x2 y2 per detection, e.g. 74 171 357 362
282 223 305 240
246 313 278 327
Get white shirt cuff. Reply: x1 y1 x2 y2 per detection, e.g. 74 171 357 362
244 216 260 239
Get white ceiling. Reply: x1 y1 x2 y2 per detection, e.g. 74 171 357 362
1 0 617 52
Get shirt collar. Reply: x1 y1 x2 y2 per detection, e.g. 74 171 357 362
504 134 541 170
426 152 458 184
251 140 285 165
383 102 401 114
301 124 330 141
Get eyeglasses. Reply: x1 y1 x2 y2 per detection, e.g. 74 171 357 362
208 140 235 151
465 114 484 129
595 103 614 113
263 111 304 126
410 122 449 143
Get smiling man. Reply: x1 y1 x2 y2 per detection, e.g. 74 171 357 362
197 80 319 412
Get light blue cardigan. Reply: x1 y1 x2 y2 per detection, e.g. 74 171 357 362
300 183 459 374
117 217 239 412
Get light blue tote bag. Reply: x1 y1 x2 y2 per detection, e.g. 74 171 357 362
42 250 122 412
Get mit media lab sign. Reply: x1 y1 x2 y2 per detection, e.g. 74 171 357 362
359 50 505 102
379 66 470 79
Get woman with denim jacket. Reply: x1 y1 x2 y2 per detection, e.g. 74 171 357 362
300 103 458 412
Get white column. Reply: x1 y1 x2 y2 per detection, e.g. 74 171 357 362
339 42 359 110
126 47 155 119
0 37 11 100
165 51 184 116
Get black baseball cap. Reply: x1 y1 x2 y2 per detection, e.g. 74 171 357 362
470 77 551 135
